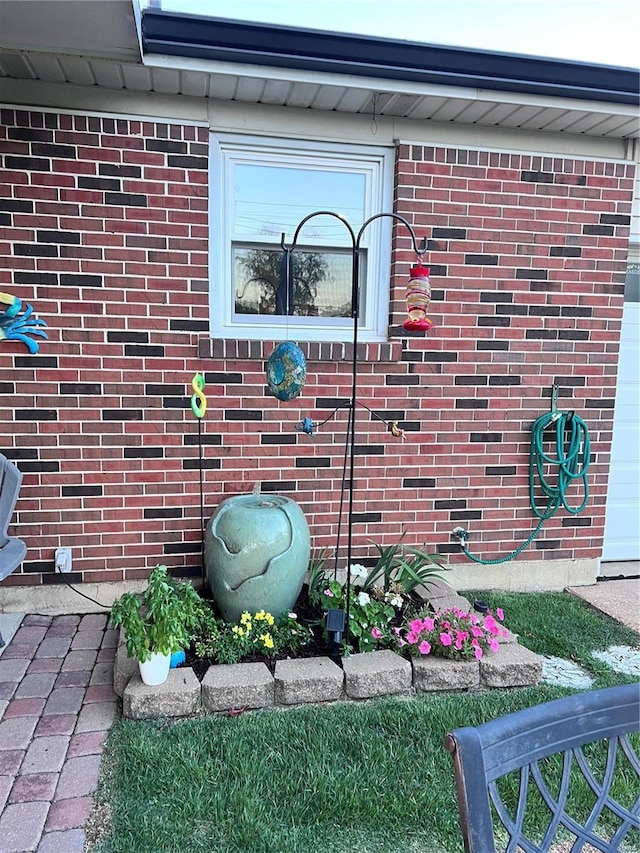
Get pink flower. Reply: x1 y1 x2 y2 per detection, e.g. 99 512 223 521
393 627 401 636
496 607 504 621
471 626 484 638
410 618 424 634
324 588 334 598
423 617 435 632
439 632 452 647
488 638 499 653
398 638 406 647
474 646 483 660
418 640 431 655
484 615 499 636
371 627 382 640
406 632 419 645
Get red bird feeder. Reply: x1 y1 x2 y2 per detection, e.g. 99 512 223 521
403 263 432 332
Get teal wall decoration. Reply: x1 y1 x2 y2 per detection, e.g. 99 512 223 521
266 341 307 401
0 292 48 354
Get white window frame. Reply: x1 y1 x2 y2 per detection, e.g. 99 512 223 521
209 133 394 343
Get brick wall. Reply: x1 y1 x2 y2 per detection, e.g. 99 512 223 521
391 144 634 564
0 109 635 590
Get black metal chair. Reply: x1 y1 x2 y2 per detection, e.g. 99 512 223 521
445 683 640 852
0 452 27 646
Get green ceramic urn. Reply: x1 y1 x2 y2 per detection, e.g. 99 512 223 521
205 493 310 624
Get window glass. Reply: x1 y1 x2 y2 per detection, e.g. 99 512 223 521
211 135 393 342
234 247 360 319
233 164 366 243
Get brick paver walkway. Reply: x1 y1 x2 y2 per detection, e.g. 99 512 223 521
0 613 117 852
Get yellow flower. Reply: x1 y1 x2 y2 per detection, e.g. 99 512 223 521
255 610 266 621
266 613 275 626
232 625 244 637
260 632 274 649
240 612 252 625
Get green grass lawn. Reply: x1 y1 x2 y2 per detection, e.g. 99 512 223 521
89 592 639 853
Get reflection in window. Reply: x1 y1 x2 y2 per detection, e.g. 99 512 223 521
234 248 362 318
234 164 366 243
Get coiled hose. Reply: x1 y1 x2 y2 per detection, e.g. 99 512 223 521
454 409 590 565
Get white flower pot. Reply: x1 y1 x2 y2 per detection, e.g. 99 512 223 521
138 651 171 686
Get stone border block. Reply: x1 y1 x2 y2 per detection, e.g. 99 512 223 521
412 656 480 692
343 650 412 699
202 662 274 712
498 629 518 644
113 644 137 698
429 593 474 614
480 642 542 687
122 668 201 719
274 657 344 705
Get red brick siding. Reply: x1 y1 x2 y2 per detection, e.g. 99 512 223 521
391 144 633 564
0 110 635 589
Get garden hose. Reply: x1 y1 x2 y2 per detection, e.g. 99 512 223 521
453 408 590 565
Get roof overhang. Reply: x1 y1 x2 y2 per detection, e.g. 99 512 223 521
0 2 637 142
0 0 142 63
142 10 640 107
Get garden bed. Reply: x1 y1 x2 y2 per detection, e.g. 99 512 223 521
113 579 543 719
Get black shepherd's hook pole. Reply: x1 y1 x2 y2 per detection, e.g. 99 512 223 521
282 211 427 649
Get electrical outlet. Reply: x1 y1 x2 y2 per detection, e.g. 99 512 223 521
54 547 72 573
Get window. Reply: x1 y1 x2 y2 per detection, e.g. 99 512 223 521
210 134 394 342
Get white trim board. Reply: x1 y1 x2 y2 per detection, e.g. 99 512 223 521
0 79 631 162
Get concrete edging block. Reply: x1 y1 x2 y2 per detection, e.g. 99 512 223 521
113 642 137 698
122 667 201 719
480 642 543 687
274 656 344 705
113 642 542 719
202 662 274 712
342 650 412 699
412 656 480 692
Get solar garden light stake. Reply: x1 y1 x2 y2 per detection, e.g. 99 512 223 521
326 608 346 664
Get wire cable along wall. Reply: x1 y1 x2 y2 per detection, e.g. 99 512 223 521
280 212 429 647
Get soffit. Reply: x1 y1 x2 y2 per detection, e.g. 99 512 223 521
0 0 141 63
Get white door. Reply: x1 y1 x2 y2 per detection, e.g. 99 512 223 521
602 261 640 565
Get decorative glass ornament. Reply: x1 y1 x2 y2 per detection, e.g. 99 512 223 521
403 263 433 332
266 341 307 401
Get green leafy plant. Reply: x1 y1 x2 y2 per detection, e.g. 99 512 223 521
307 547 332 601
110 565 204 663
362 536 444 595
308 537 445 653
193 609 314 666
317 576 396 652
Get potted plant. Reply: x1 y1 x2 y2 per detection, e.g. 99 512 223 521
110 564 203 685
